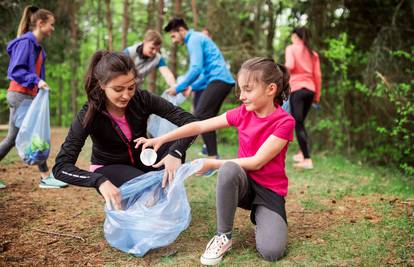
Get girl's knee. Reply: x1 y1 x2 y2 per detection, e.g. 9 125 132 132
217 162 243 186
257 244 286 261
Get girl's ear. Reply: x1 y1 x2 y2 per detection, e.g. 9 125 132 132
267 83 277 96
37 18 48 29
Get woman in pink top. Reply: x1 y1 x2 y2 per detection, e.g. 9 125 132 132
136 58 295 265
285 27 322 169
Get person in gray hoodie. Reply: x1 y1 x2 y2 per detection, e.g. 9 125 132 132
124 29 181 92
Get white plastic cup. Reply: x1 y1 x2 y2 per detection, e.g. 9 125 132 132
140 148 157 166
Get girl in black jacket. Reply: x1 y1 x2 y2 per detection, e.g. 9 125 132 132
53 51 197 209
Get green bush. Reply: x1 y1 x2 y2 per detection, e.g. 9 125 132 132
310 34 413 174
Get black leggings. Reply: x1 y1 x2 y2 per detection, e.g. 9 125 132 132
290 88 315 159
194 80 233 156
94 142 185 188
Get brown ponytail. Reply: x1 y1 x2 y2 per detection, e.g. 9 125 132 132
17 5 54 37
82 51 138 128
237 57 291 106
292 27 314 58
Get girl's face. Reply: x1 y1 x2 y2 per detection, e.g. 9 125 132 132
237 71 276 113
102 72 136 112
143 41 160 58
38 15 55 38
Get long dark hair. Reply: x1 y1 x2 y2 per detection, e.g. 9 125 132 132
17 5 54 37
237 57 290 106
82 51 137 128
292 27 314 58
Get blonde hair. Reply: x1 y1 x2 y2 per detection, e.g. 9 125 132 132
144 30 162 46
17 5 54 37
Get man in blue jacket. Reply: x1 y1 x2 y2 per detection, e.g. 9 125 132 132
164 18 235 176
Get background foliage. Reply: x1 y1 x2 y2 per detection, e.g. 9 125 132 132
0 0 413 173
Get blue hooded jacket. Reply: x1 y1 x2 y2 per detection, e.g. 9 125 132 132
7 31 46 89
175 29 235 93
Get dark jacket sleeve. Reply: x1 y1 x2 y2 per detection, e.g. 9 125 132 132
142 90 198 158
52 105 108 188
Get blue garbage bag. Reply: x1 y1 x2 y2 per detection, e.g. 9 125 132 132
147 91 186 138
282 96 290 114
13 99 33 128
15 89 50 165
104 160 203 256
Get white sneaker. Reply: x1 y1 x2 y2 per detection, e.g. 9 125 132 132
293 159 314 169
292 152 304 162
200 234 232 265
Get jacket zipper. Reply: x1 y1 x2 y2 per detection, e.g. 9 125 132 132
108 117 135 166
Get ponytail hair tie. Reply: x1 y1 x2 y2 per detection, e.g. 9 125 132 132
28 5 39 13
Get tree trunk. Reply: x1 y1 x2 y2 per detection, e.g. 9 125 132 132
104 0 113 50
148 0 165 93
58 77 63 126
265 0 275 57
97 0 102 49
169 0 182 77
69 5 79 115
254 0 263 46
146 0 156 29
121 0 129 50
191 0 198 29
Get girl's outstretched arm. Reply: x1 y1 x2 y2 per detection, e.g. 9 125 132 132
197 135 288 174
134 113 229 151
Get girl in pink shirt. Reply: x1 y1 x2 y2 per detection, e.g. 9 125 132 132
135 58 295 265
285 27 322 169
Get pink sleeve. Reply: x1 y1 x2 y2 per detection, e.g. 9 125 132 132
272 116 295 141
226 106 242 127
285 46 295 71
313 53 322 102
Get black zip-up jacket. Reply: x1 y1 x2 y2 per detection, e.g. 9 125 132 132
53 89 197 189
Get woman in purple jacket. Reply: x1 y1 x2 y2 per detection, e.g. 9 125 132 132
0 5 67 189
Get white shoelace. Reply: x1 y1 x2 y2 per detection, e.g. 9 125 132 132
207 235 227 254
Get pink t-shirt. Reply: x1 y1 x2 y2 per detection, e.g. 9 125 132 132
89 112 132 172
226 105 295 196
285 40 322 102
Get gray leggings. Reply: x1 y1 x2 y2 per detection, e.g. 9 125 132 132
0 91 48 172
216 162 288 261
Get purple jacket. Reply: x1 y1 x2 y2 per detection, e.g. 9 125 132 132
7 32 46 89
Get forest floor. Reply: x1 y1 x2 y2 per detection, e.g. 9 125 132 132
0 128 413 266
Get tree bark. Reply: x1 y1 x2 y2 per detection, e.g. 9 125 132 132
146 0 156 29
191 0 198 29
265 0 275 57
58 77 63 126
254 0 263 46
104 0 113 51
148 0 165 93
69 4 79 115
169 0 181 77
121 0 129 50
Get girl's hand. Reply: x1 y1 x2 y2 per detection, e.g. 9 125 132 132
99 180 122 210
152 154 182 188
166 86 177 96
134 137 163 151
195 158 220 176
38 80 49 90
183 86 192 97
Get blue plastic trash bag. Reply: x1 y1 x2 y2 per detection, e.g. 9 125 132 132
13 99 33 128
282 96 290 114
147 91 186 137
15 89 50 165
104 160 203 256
